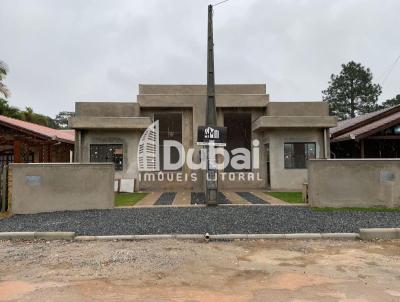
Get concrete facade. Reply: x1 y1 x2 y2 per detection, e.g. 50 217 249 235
308 159 400 208
10 163 114 214
265 128 326 191
70 84 337 191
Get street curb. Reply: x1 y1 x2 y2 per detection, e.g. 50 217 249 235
0 232 75 241
0 232 35 240
75 234 175 241
359 228 400 240
34 232 76 240
2 229 399 241
74 233 360 241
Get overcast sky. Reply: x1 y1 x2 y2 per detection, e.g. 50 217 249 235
1 0 399 117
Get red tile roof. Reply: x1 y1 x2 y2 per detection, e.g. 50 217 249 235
0 115 74 144
330 105 400 142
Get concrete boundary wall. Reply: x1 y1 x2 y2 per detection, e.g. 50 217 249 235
308 159 400 208
10 163 114 214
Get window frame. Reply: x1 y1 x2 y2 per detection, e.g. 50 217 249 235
89 144 124 171
284 142 316 169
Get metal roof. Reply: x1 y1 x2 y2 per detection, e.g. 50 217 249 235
330 105 400 142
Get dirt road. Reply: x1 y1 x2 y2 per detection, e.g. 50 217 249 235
0 239 399 301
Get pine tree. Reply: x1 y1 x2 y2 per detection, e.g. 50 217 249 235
322 61 382 120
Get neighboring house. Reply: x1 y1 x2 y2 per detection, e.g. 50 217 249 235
330 105 400 158
0 115 74 166
69 84 337 191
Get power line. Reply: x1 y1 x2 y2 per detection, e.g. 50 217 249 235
212 0 232 7
377 53 400 86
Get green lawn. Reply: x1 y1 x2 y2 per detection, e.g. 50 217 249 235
115 192 148 207
265 192 303 204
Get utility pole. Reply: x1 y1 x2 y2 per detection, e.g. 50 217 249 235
197 4 226 206
207 4 217 126
205 4 218 205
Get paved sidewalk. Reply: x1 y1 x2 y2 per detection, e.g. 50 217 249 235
135 192 162 206
222 191 250 204
172 192 191 205
135 191 287 206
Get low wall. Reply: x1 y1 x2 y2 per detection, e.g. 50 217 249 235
308 159 400 208
10 163 114 214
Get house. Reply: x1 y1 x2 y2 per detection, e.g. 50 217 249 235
69 84 337 191
0 115 74 166
330 105 400 158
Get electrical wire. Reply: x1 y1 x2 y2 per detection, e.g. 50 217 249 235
212 0 232 7
377 53 400 85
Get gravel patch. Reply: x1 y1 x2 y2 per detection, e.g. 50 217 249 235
236 192 269 204
191 192 230 204
154 192 176 206
1 206 399 235
191 192 205 205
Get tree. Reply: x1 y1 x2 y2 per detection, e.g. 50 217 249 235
21 106 58 128
54 111 74 128
322 61 382 120
381 94 400 109
0 61 10 98
22 106 34 122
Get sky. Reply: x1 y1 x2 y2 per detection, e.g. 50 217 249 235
1 0 399 117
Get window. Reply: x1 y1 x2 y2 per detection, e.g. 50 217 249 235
284 143 316 169
90 144 123 170
0 153 14 166
224 113 252 171
0 150 34 166
154 113 182 171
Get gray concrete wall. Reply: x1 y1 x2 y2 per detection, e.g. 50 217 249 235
75 102 140 117
69 117 151 129
265 128 325 191
10 163 114 214
267 102 329 116
139 84 267 95
79 130 142 180
253 116 337 130
308 159 400 208
137 94 269 108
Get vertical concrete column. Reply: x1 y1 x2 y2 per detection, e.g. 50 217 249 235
74 130 81 162
323 128 330 159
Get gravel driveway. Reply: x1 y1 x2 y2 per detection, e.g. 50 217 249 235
1 206 399 235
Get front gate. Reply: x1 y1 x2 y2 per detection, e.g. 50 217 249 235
0 165 9 212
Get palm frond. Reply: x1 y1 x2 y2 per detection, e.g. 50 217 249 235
0 61 8 76
0 83 10 98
